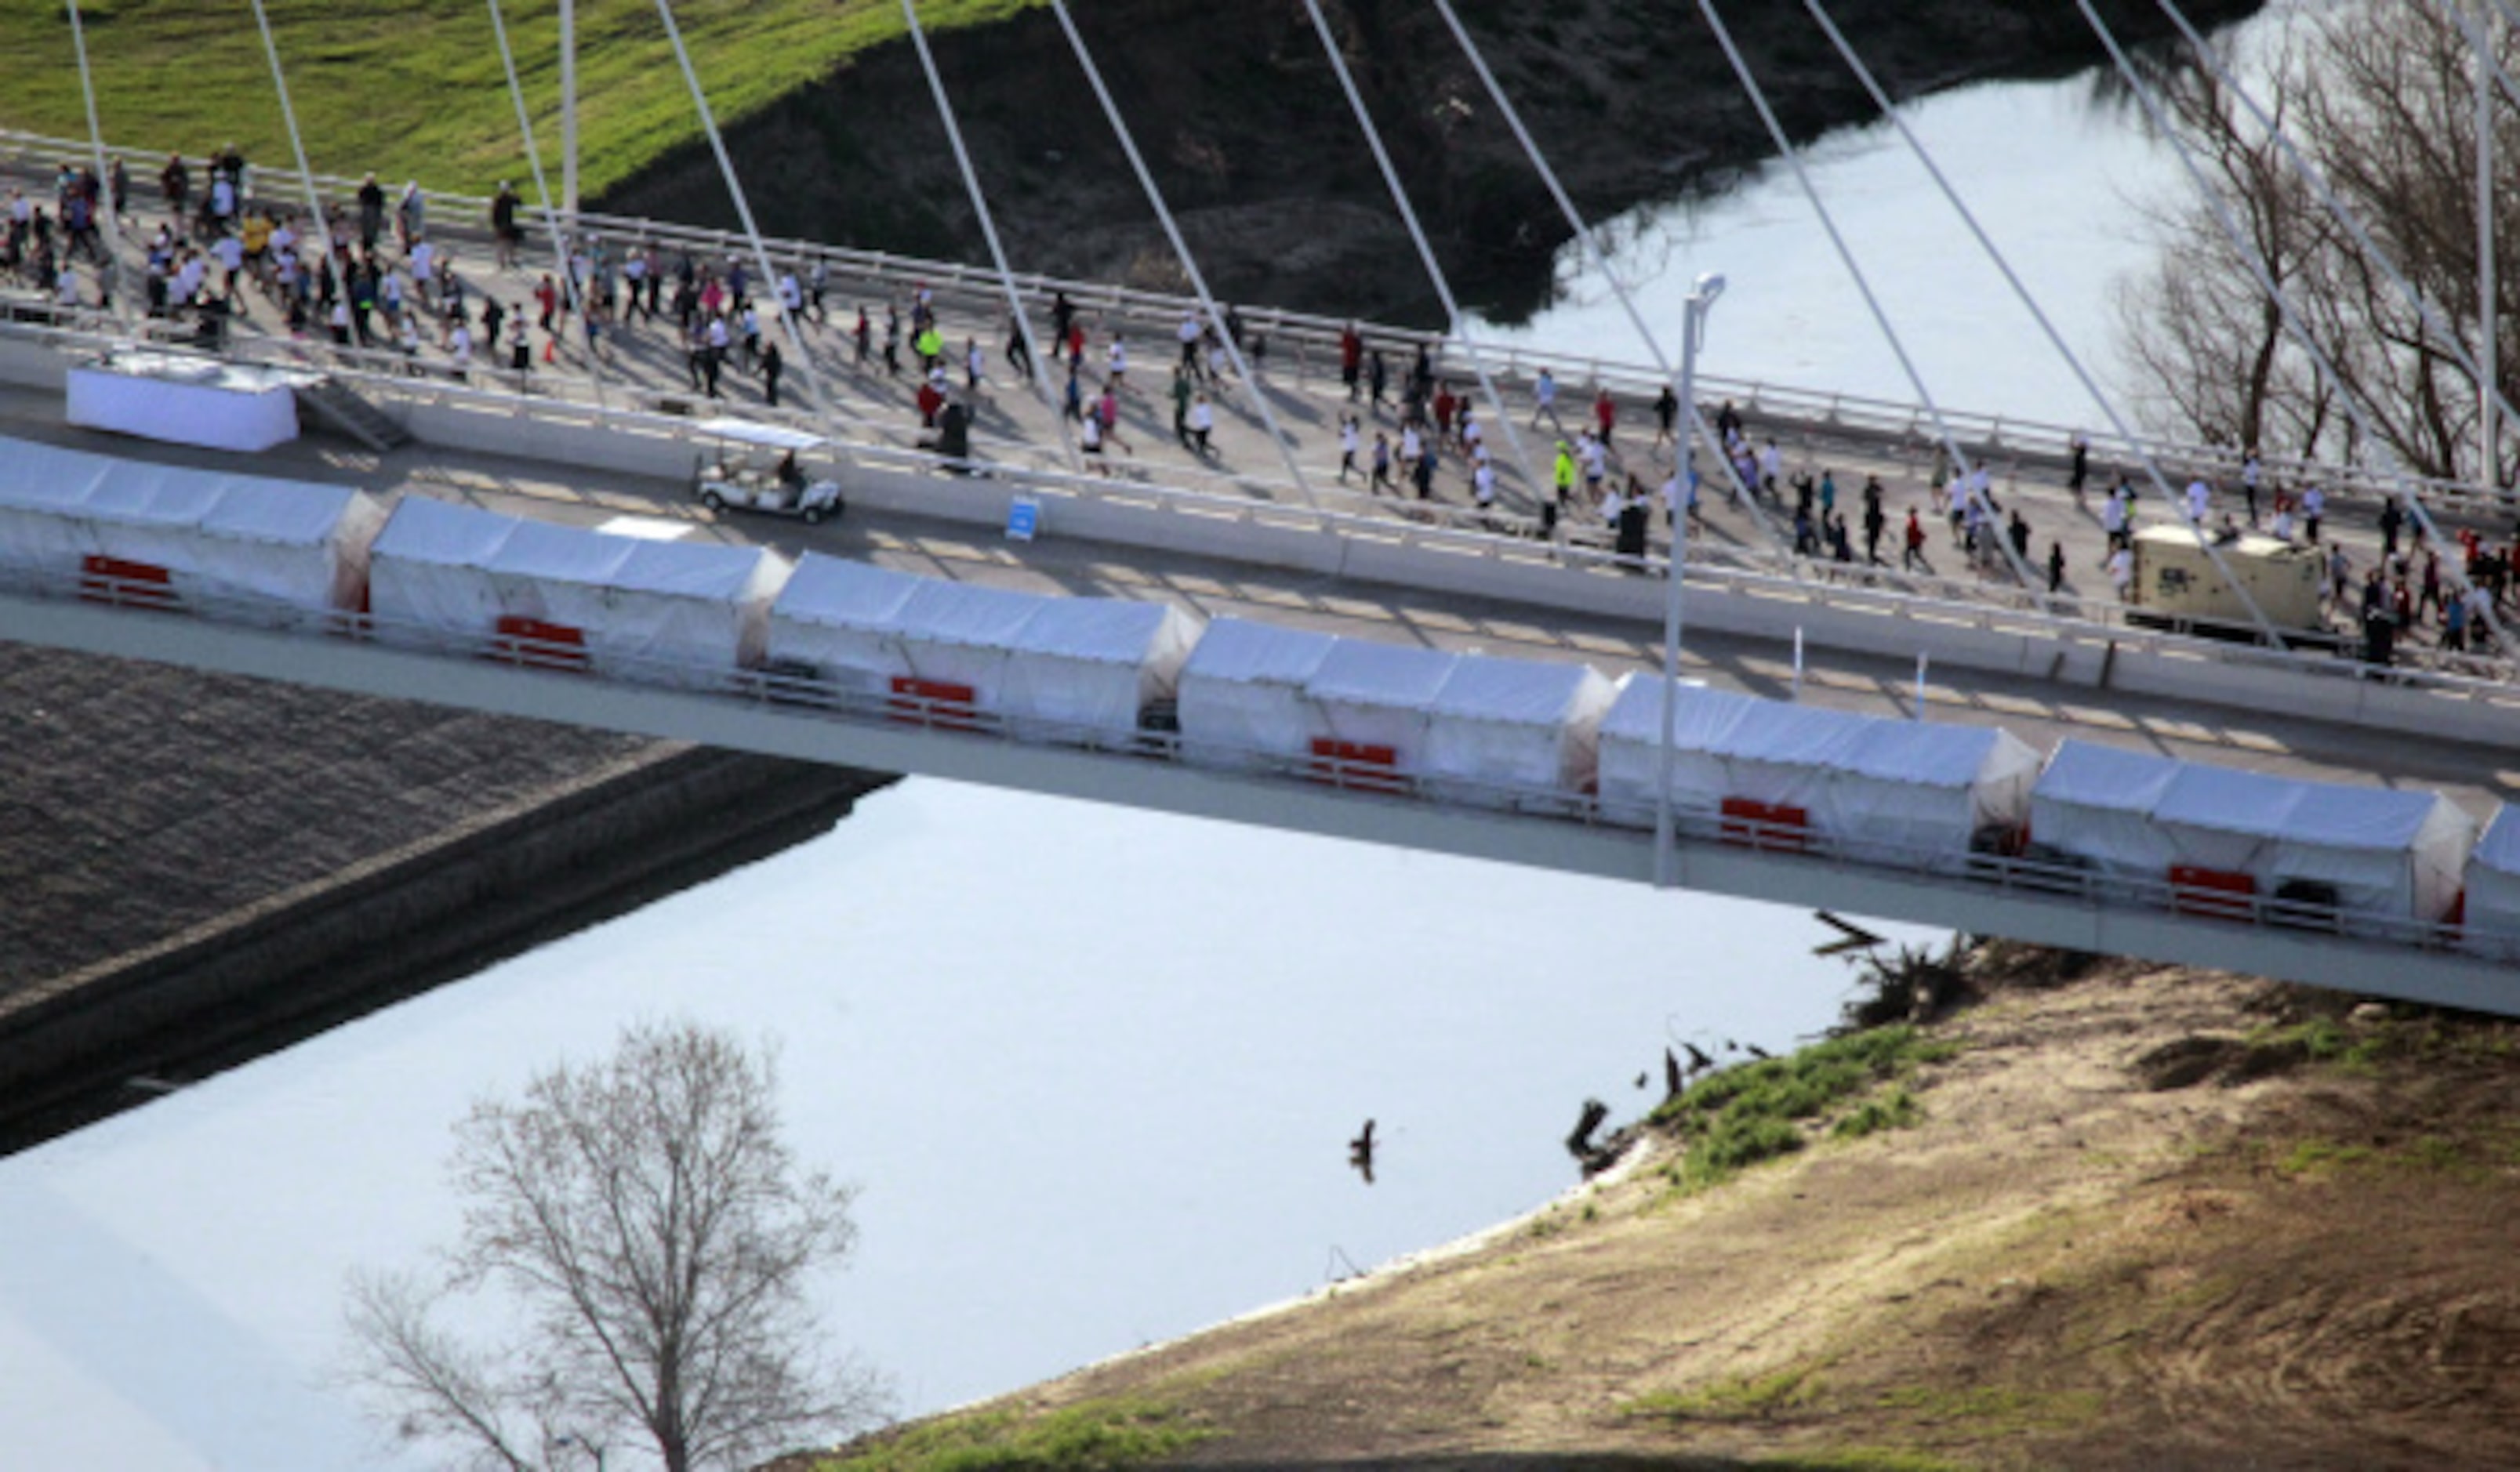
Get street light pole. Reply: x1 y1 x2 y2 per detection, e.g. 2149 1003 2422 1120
560 0 579 225
1654 272 1725 889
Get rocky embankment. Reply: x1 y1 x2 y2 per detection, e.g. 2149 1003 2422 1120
597 0 2264 324
0 644 894 1154
810 941 2520 1470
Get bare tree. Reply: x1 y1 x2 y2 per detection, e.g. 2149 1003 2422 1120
2118 2 2519 484
345 1020 888 1472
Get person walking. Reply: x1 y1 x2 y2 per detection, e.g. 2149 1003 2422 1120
761 339 784 408
1903 507 1930 572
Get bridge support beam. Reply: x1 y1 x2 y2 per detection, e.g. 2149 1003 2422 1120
4 592 2511 1013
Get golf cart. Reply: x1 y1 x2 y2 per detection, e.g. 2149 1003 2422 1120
690 418 845 525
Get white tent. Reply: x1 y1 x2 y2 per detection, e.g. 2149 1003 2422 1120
764 554 928 702
887 579 1047 714
1302 638 1458 785
2461 807 2520 957
1002 597 1202 747
2146 764 2476 928
369 497 786 684
1175 617 1338 771
1598 679 2035 868
1831 720 2041 871
1423 653 1615 807
2028 740 2184 882
1595 673 1727 828
0 433 383 617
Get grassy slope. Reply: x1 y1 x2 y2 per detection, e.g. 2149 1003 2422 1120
806 948 2520 1471
9 0 1037 200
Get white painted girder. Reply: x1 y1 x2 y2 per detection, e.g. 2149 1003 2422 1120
3 590 2512 1011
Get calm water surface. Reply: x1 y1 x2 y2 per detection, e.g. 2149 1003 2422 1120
0 27 2257 1467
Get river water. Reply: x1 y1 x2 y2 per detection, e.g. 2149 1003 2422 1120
0 24 2249 1470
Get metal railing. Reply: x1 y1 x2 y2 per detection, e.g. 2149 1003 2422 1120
9 123 2512 522
8 554 2510 968
19 301 2520 700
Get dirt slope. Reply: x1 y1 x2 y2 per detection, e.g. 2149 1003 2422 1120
825 944 2520 1470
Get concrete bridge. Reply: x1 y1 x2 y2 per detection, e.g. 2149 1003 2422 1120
2 130 2517 1013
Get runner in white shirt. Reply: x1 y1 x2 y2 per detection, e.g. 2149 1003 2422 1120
1530 366 1556 426
1107 333 1128 387
2185 477 2210 524
1338 415 1360 481
1473 457 1498 509
212 234 244 301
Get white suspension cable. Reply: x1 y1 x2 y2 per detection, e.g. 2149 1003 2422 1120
1696 0 2059 607
2153 0 2513 655
1297 0 1543 511
652 0 829 419
1796 0 2282 638
1045 0 1320 509
485 0 607 409
1425 0 1793 560
2083 0 2489 658
62 0 132 327
899 0 1078 471
245 0 332 290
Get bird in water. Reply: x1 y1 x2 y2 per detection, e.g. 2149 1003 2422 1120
1746 1042 1774 1060
1683 1040 1716 1075
1349 1119 1376 1184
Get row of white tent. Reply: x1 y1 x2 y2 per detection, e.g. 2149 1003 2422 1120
1 433 2513 950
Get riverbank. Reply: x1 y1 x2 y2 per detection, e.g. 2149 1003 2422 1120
594 0 2266 324
809 943 2520 1470
0 642 894 1155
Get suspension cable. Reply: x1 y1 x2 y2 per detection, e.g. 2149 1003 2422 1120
2153 0 2513 655
1045 0 1320 509
652 0 828 419
485 0 607 409
1298 0 1543 511
899 0 1078 471
245 0 332 299
1796 0 2281 638
1696 0 2065 611
1424 0 1792 560
2083 0 2494 658
62 0 132 327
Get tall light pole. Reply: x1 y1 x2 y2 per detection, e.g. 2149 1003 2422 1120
1654 271 1724 890
560 0 579 224
2482 3 2500 496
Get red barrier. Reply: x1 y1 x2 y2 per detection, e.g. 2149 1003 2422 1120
1721 796 1810 852
78 554 178 611
2170 865 2257 922
888 675 979 731
1309 738 1405 793
489 615 588 672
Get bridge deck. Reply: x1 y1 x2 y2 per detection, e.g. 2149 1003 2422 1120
13 139 2507 685
0 379 2497 826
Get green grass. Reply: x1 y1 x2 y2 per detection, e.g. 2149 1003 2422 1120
1872 1385 2103 1434
2274 1138 2377 1177
1621 1367 1821 1424
5 0 1040 204
1651 1027 1956 1191
819 1397 1211 1472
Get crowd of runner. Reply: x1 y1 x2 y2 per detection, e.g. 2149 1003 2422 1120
12 148 2519 667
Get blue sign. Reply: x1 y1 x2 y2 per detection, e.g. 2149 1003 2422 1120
1007 495 1041 542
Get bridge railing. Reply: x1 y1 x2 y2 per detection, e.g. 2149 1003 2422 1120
13 125 2511 524
15 301 2519 693
16 553 2507 965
